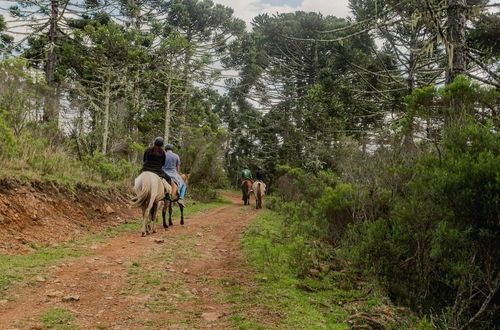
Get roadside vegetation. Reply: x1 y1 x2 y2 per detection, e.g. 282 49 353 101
232 210 431 329
260 79 499 329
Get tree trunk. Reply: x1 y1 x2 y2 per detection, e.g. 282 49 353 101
43 0 59 124
179 30 193 146
446 0 467 84
164 78 173 143
102 72 111 155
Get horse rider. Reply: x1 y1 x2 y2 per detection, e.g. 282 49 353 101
162 144 186 206
255 166 266 183
241 165 253 182
141 137 172 195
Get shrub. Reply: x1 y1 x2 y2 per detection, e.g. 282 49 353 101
0 111 17 159
340 122 499 328
82 152 138 182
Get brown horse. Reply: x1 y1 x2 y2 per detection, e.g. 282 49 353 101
131 172 171 236
241 179 253 205
252 181 266 209
162 173 189 228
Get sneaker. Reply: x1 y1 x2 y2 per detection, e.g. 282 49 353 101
177 199 185 206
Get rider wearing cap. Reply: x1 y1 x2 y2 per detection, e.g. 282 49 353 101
162 144 186 206
241 165 252 181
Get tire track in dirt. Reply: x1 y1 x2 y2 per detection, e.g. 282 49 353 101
0 193 260 329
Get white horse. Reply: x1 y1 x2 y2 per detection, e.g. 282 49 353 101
131 172 171 236
252 181 266 209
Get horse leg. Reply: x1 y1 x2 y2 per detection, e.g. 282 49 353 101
168 201 173 226
180 203 184 225
162 202 168 229
141 205 148 237
151 201 159 234
142 193 156 236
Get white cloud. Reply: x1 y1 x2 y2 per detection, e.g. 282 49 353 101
213 0 351 26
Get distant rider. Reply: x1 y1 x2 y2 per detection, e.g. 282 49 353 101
255 166 266 183
141 137 172 195
241 165 252 182
162 144 186 206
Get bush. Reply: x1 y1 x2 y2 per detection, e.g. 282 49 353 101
340 122 499 328
0 111 17 159
82 152 138 182
271 166 357 246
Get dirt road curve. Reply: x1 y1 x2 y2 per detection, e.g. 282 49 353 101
0 193 259 329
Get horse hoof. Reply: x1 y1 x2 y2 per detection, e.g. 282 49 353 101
180 221 184 225
141 232 146 237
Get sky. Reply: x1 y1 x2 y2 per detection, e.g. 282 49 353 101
212 0 352 25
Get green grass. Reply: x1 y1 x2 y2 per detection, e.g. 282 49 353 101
40 307 79 329
227 210 421 329
0 244 90 299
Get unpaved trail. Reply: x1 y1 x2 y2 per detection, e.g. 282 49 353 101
0 193 260 329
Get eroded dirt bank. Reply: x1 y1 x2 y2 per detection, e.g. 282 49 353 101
0 178 138 254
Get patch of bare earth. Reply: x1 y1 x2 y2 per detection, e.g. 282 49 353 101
0 193 262 329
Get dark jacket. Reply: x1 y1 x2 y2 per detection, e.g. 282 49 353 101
255 169 266 182
141 147 169 180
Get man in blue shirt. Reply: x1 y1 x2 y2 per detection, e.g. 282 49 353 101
162 144 186 206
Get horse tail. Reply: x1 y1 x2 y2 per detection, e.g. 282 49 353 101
257 182 261 200
131 173 150 208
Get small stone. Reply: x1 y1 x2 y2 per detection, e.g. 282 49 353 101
62 295 80 302
182 268 189 274
154 238 165 244
105 296 113 300
196 232 203 237
46 290 63 298
34 275 46 282
90 245 99 250
0 299 8 305
309 268 320 276
201 312 221 322
105 205 115 214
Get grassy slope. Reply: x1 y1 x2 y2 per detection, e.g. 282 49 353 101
228 210 430 329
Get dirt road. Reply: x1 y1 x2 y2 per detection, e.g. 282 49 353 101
0 193 259 329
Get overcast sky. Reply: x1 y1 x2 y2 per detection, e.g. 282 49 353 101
212 0 351 25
